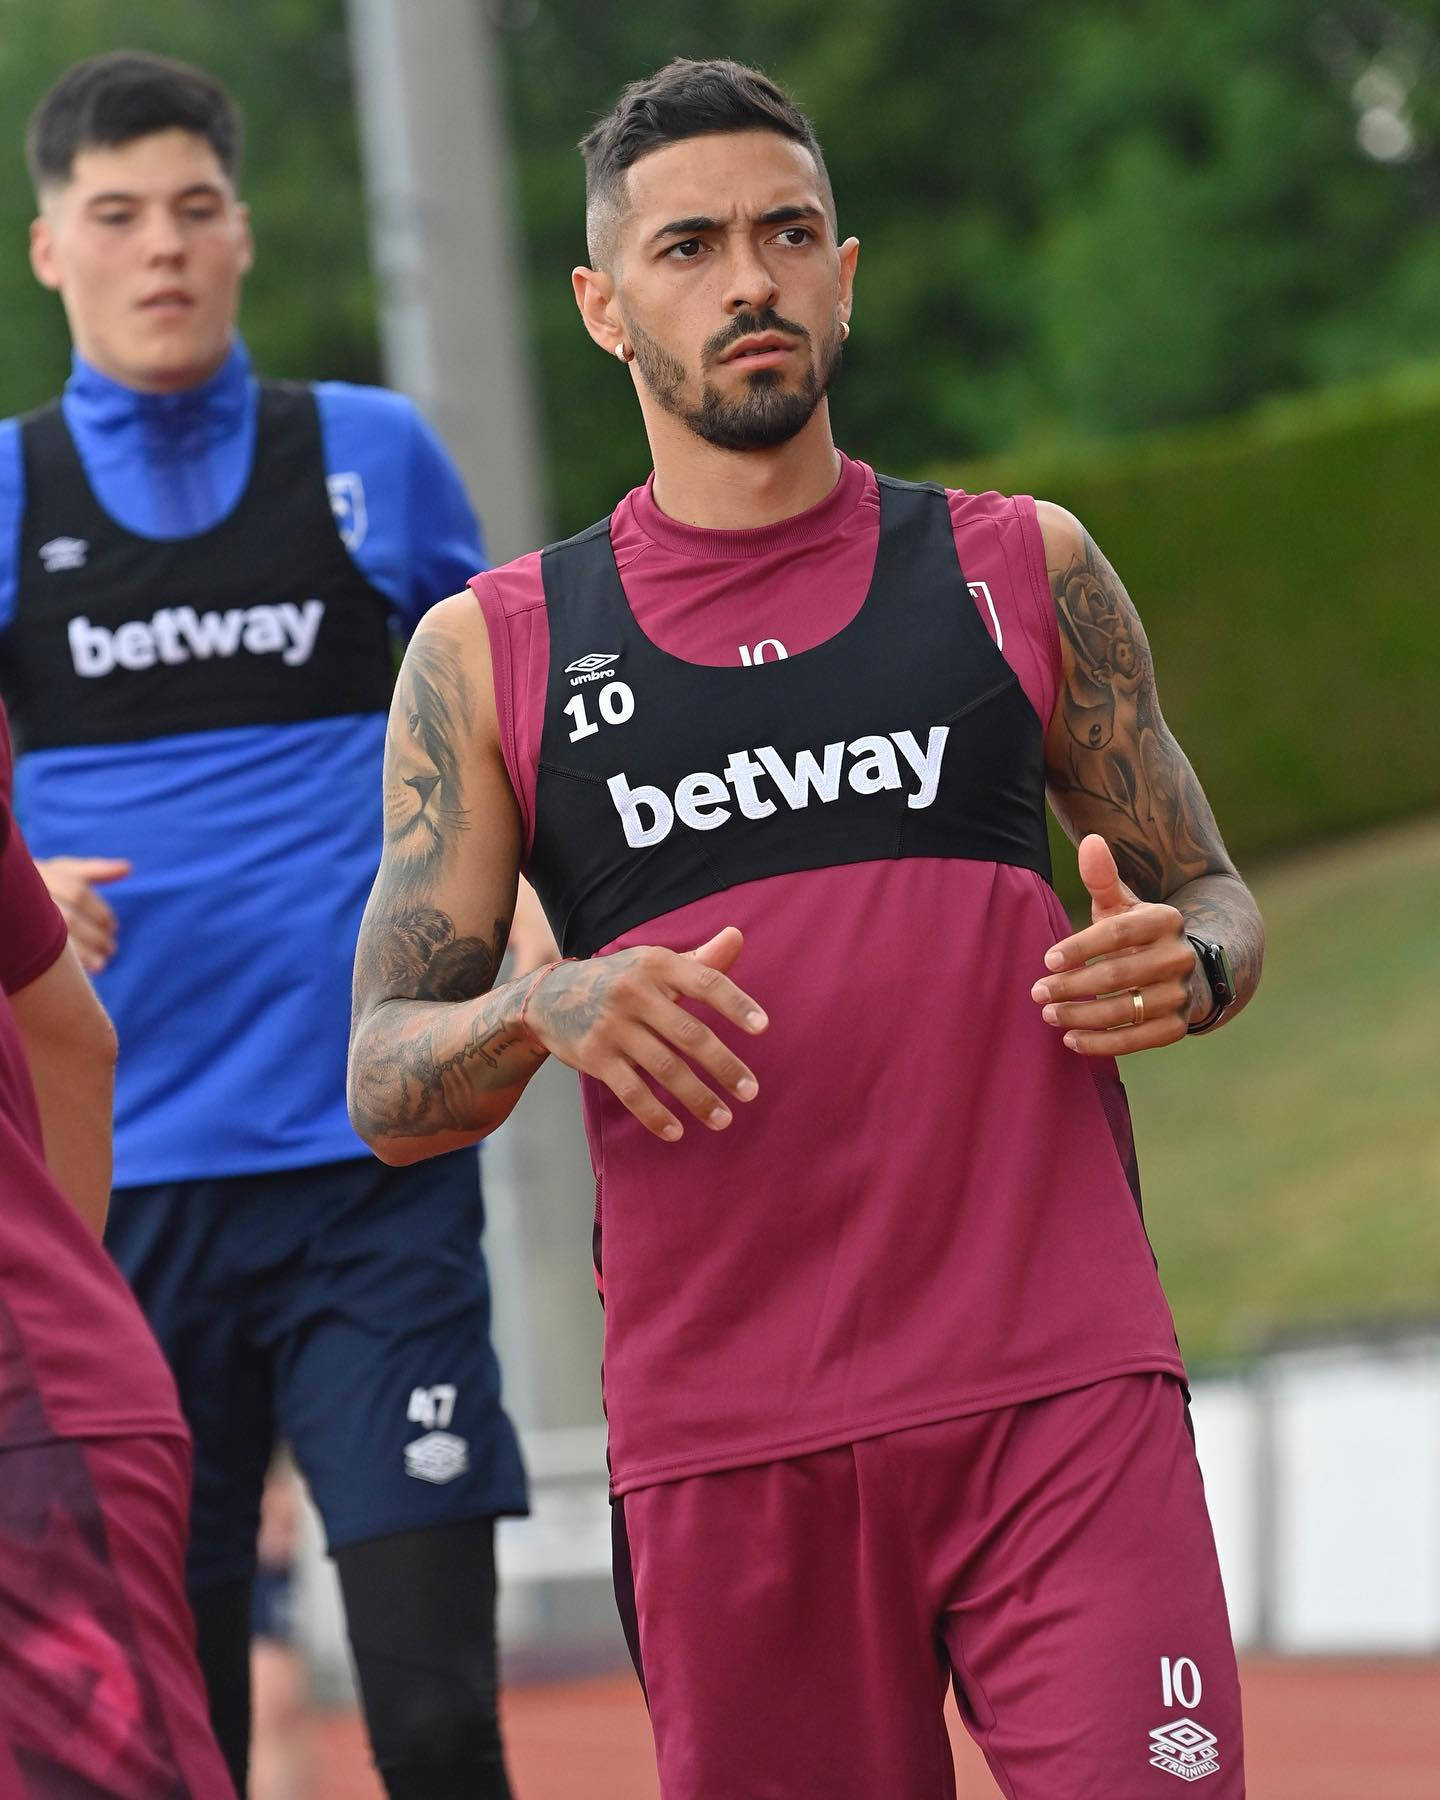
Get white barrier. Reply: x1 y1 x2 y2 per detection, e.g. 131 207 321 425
1192 1327 1440 1653
496 1426 611 1585
1188 1377 1262 1648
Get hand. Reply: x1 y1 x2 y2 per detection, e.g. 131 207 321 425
1031 834 1197 1056
523 926 767 1142
505 876 561 977
35 856 132 974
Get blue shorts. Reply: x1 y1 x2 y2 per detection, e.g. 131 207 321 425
104 1151 528 1593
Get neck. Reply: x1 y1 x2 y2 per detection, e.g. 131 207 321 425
647 403 841 529
72 338 235 397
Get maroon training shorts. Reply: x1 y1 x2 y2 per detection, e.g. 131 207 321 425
0 1431 234 1797
617 1373 1244 1798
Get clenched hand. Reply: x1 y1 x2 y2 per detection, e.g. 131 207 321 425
1031 835 1198 1056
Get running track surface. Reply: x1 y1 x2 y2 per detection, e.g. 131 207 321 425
312 1657 1440 1798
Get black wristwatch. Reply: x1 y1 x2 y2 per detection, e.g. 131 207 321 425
1186 934 1236 1035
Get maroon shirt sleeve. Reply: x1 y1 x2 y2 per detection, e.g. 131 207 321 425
0 704 69 996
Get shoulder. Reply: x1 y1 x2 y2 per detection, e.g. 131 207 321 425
308 382 431 523
310 381 460 474
1031 498 1087 572
941 488 1084 561
311 380 472 524
411 588 490 652
1030 500 1141 630
470 549 546 621
944 484 1026 524
942 484 1061 568
311 382 473 494
401 591 502 734
310 380 434 467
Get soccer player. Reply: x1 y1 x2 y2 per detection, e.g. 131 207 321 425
0 52 527 1800
0 693 234 1795
349 57 1265 1799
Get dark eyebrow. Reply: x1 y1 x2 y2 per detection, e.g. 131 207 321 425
756 204 824 227
649 214 722 247
648 203 824 249
84 182 225 210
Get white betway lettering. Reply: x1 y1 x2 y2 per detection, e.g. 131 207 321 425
606 726 950 849
754 741 845 808
68 600 326 678
891 728 948 810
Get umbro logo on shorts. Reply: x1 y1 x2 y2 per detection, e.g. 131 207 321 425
404 1430 470 1485
1148 1718 1220 1782
566 651 621 686
607 725 951 849
1150 1659 1218 1781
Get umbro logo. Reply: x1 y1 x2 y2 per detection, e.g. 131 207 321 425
404 1430 469 1485
39 536 88 573
567 651 620 686
1149 1718 1220 1782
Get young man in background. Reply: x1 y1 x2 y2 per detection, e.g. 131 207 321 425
0 52 529 1800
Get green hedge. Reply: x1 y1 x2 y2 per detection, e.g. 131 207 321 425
927 362 1440 893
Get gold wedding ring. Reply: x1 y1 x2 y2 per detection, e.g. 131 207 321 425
1130 989 1145 1027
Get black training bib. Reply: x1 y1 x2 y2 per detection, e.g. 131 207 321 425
0 382 394 751
529 476 1052 957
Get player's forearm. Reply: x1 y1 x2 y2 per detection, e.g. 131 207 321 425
9 946 117 1238
33 1066 114 1238
347 977 549 1164
1166 870 1265 1028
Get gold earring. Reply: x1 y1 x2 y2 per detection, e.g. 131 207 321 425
839 320 850 341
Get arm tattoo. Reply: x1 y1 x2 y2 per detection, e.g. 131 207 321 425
526 959 622 1043
349 907 548 1142
373 907 507 1003
348 984 544 1141
350 619 552 1142
383 629 474 902
1046 527 1264 1011
1048 530 1226 900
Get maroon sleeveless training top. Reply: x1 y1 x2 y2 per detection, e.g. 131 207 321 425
474 457 1184 1494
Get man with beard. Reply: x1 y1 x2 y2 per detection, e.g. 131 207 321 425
0 52 528 1800
349 57 1263 1799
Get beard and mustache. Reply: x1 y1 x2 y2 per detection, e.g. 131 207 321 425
624 307 844 452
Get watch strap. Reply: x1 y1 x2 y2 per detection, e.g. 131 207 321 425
1185 934 1235 1035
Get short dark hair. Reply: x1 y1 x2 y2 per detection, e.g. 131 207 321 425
26 50 243 195
580 57 834 266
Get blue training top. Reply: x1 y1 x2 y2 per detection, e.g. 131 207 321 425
0 340 486 1185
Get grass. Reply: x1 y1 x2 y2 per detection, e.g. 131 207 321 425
1119 814 1440 1366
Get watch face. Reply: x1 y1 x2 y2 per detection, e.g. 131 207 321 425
1190 936 1235 1006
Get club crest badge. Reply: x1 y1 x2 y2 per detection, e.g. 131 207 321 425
327 471 368 552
